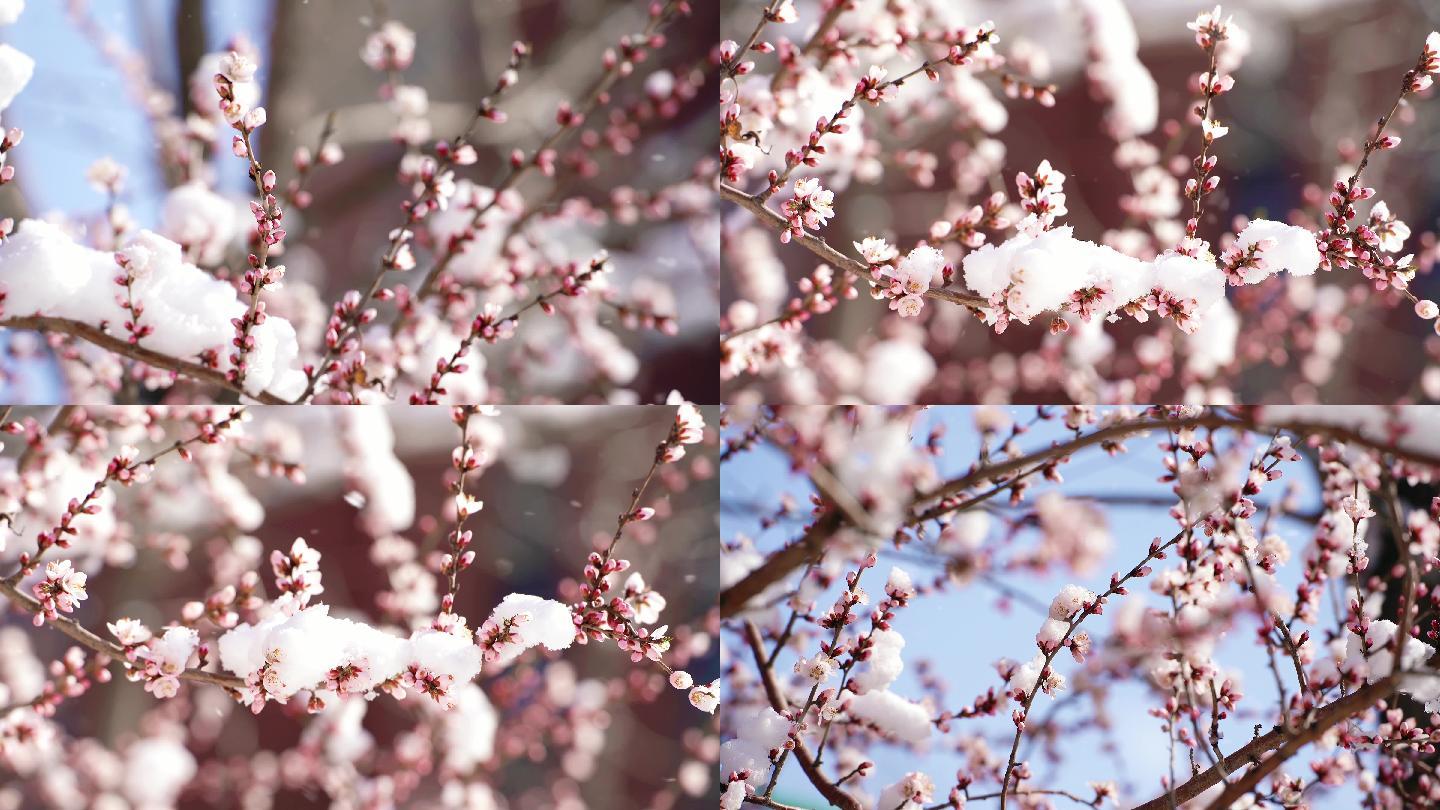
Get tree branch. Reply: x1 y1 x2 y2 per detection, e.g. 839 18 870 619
719 410 1440 618
0 317 288 404
721 509 841 618
719 182 988 311
743 619 863 810
1128 679 1396 810
0 578 244 692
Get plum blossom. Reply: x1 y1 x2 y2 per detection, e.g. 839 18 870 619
688 679 718 713
31 560 87 626
854 236 898 264
793 653 838 682
361 20 416 71
780 177 834 243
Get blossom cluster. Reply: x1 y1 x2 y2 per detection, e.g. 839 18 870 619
0 405 717 808
0 0 711 404
720 0 1440 404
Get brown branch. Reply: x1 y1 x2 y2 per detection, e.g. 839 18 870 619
721 509 842 618
719 411 1440 619
0 578 244 691
719 182 987 312
743 619 863 810
0 317 288 404
1128 678 1394 810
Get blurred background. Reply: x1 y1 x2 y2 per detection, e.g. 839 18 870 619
0 0 719 403
720 0 1440 404
0 405 719 809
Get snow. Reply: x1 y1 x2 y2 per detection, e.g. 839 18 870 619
718 706 792 787
161 182 242 265
482 593 576 666
845 688 932 744
964 227 1229 327
1150 251 1225 313
1235 219 1321 279
861 339 935 404
406 626 484 685
0 220 307 400
0 0 24 26
0 43 32 112
1078 0 1158 138
851 628 905 694
436 683 500 771
149 626 200 672
335 408 416 533
219 606 448 701
1184 297 1239 376
1049 584 1097 619
1255 406 1440 461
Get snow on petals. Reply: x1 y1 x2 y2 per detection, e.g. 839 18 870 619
0 221 307 399
688 679 719 713
217 604 490 713
475 593 576 666
1231 219 1321 282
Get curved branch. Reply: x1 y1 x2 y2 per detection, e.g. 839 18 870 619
0 578 245 692
1130 678 1396 810
721 509 841 618
0 317 288 404
719 410 1440 618
743 619 863 810
720 182 988 311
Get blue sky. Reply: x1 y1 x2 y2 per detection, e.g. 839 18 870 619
2 0 270 221
721 407 1369 809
